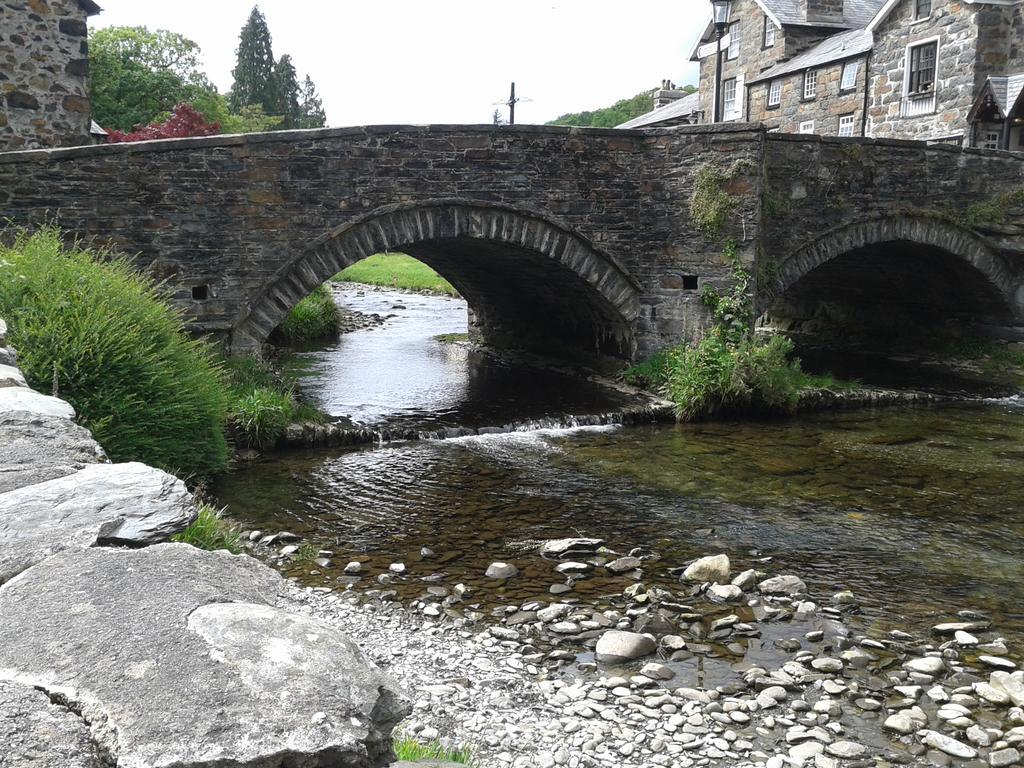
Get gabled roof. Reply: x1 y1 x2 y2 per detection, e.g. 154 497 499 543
868 0 1022 33
690 0 885 60
616 91 701 129
78 0 102 15
749 28 872 83
972 73 1024 119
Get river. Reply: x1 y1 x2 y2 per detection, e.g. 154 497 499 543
214 285 1024 650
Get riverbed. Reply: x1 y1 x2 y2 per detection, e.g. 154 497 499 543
215 286 1024 645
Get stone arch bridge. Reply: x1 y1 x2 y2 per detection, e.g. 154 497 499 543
0 123 1022 363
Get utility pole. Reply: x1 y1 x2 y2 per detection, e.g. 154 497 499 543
493 82 529 126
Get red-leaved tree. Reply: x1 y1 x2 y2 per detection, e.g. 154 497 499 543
105 103 220 143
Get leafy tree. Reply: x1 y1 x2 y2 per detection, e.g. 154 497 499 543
105 103 220 142
229 6 278 115
220 103 284 134
273 54 301 128
297 75 327 128
89 26 218 130
547 86 696 128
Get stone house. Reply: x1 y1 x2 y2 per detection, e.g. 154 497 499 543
0 0 102 151
669 0 1024 149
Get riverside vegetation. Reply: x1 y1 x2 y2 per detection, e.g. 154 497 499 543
334 252 458 296
626 241 852 420
0 230 320 478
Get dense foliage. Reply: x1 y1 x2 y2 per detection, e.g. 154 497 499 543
547 86 695 128
106 103 220 142
228 6 327 129
625 241 845 420
274 284 341 343
90 14 325 137
0 230 229 478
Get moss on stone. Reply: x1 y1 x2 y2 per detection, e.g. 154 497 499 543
689 160 755 238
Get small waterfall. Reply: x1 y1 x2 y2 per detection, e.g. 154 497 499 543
276 404 675 451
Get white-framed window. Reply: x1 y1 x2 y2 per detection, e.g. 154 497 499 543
722 77 738 120
799 120 815 134
840 61 859 92
907 41 937 95
915 0 932 20
803 69 818 100
838 114 856 137
982 130 1001 150
768 80 782 107
728 21 741 59
763 15 776 48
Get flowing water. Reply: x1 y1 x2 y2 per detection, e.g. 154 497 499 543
214 286 1024 650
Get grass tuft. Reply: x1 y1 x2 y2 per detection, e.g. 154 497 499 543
275 284 341 343
0 228 229 479
334 253 458 296
221 356 323 450
171 504 241 554
392 736 473 764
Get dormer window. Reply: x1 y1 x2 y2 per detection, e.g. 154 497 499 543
914 0 932 19
763 15 776 48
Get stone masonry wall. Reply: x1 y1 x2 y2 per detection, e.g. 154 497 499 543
867 0 982 143
760 133 1024 322
0 124 765 360
749 54 869 135
696 0 794 122
0 0 94 150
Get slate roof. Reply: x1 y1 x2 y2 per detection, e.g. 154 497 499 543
987 73 1024 117
78 0 102 15
616 92 701 129
761 0 885 26
749 28 872 83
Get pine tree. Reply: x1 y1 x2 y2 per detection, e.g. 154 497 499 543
229 6 277 115
273 54 301 129
297 75 326 128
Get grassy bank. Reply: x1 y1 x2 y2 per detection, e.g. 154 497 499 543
0 229 322 480
393 736 473 764
334 253 458 296
0 229 230 478
274 284 341 344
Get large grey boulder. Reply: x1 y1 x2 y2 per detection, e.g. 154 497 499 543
0 544 410 768
0 462 196 583
0 410 107 494
0 680 102 767
0 363 26 388
0 387 75 420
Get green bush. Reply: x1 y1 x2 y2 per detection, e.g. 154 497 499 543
663 333 803 420
276 284 340 343
230 387 292 449
172 504 241 553
0 229 229 478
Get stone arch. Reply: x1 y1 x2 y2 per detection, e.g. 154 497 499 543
763 215 1020 322
230 201 642 360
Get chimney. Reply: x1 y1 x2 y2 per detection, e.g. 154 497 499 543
805 0 844 24
653 80 687 109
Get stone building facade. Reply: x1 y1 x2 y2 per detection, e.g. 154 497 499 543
671 0 1024 149
0 0 101 151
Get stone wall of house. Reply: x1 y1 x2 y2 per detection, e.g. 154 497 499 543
749 54 869 135
0 0 94 151
867 0 980 143
696 0 792 121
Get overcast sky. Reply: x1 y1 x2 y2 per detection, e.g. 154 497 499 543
91 1 706 126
